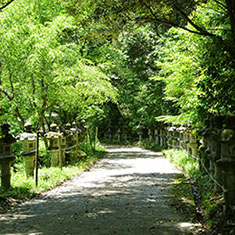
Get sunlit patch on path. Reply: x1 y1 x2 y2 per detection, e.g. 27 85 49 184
0 145 194 234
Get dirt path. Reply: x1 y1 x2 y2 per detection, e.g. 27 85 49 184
0 146 194 235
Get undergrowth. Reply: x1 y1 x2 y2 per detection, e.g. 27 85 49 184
163 148 229 233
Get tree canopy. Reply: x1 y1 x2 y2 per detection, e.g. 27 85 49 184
0 0 234 135
0 0 117 134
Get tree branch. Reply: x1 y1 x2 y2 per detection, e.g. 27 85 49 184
138 0 219 38
214 0 227 9
0 87 13 100
173 3 218 37
134 15 220 37
15 106 25 127
8 71 15 96
0 0 15 11
226 0 235 40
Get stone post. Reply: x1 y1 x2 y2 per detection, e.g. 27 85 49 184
137 125 143 142
188 132 198 157
18 122 37 178
108 127 112 141
45 123 62 167
117 128 121 141
217 128 235 206
122 126 128 142
162 126 168 148
0 122 16 189
148 128 153 142
159 128 163 147
155 129 160 145
177 127 186 149
167 127 172 148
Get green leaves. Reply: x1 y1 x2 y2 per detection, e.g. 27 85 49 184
0 0 117 132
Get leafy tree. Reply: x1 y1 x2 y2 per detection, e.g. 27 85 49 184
152 1 235 127
0 0 117 135
66 0 235 39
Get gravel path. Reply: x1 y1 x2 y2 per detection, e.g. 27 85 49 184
0 145 194 235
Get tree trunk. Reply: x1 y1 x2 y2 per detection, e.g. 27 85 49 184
226 0 235 41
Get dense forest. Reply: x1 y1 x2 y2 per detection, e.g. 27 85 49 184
0 1 235 232
0 0 234 135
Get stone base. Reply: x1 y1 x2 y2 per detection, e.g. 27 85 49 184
24 155 35 178
50 150 59 167
0 156 15 189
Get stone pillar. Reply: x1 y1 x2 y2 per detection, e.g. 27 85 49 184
0 157 14 189
162 126 168 148
18 122 37 178
108 128 112 141
117 128 121 141
45 123 62 167
159 128 163 147
217 128 235 206
171 127 178 148
61 136 66 164
122 126 128 142
177 127 186 150
188 132 198 157
148 128 153 142
166 127 172 148
155 129 159 145
182 130 189 152
0 122 16 189
137 125 143 142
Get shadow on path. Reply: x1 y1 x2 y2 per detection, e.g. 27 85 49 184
0 145 194 235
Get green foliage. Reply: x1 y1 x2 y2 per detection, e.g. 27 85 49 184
164 148 226 230
163 149 200 179
12 142 23 156
141 141 162 152
151 1 235 128
0 0 117 132
0 147 105 201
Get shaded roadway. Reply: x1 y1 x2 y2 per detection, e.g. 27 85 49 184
0 145 194 234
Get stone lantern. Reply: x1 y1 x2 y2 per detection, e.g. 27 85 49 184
148 128 153 142
107 127 112 141
177 127 186 150
0 122 16 189
166 126 172 148
71 122 78 147
84 125 89 154
188 132 198 157
18 122 37 178
122 126 128 142
159 127 163 147
155 129 160 145
169 127 177 148
161 125 168 148
65 123 73 149
117 128 121 141
57 126 66 164
45 123 62 167
137 125 143 142
70 123 79 157
217 128 235 205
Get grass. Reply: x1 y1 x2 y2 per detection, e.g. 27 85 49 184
0 145 106 209
163 149 200 178
163 148 230 232
168 175 196 219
